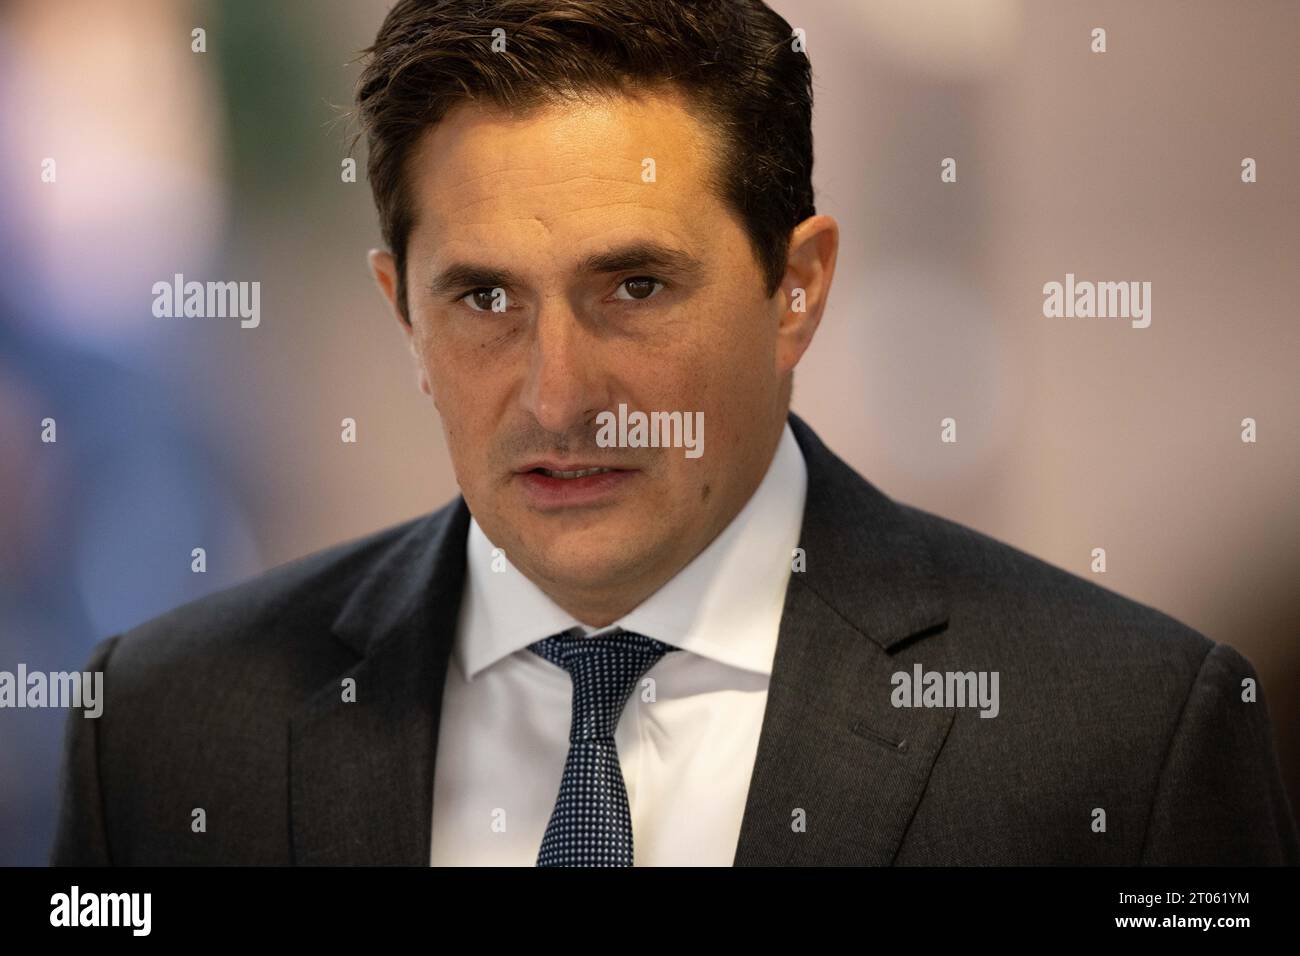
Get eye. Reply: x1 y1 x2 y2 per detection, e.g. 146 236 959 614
458 287 508 312
612 276 666 302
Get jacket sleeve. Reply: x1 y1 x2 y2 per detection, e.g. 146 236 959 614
49 634 122 866
1140 641 1300 864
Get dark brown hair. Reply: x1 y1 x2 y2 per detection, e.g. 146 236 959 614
354 0 815 322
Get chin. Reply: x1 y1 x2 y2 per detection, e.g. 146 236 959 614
538 544 651 589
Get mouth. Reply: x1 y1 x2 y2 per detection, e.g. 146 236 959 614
527 465 618 480
514 462 637 509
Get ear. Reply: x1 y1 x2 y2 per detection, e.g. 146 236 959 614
368 248 431 397
773 214 838 377
367 247 406 326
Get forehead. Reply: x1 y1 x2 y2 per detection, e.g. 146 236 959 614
404 89 726 257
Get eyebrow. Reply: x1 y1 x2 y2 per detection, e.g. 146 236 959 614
425 240 704 297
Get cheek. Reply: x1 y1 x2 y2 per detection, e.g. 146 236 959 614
685 307 767 393
423 317 525 387
421 348 504 467
418 334 473 406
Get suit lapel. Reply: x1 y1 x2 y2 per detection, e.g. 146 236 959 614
289 499 470 865
733 414 956 865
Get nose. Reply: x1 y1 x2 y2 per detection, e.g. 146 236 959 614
518 298 609 436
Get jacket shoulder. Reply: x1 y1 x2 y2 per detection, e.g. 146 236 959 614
886 503 1295 863
100 502 457 697
899 502 1214 667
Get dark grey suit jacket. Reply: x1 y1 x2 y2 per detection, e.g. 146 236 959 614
51 413 1299 865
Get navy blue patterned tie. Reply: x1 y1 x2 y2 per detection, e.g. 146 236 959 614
528 627 675 867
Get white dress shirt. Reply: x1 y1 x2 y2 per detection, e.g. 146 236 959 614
429 421 808 865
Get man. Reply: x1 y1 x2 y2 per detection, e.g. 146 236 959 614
52 0 1297 866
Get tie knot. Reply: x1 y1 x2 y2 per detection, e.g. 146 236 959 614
528 627 675 740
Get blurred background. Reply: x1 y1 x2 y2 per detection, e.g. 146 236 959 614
0 0 1295 865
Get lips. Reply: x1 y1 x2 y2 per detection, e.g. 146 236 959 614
517 459 627 477
514 461 637 509
532 466 616 479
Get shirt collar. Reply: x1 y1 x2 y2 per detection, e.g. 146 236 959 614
456 420 808 680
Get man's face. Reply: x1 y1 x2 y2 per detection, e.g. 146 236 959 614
372 88 828 623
